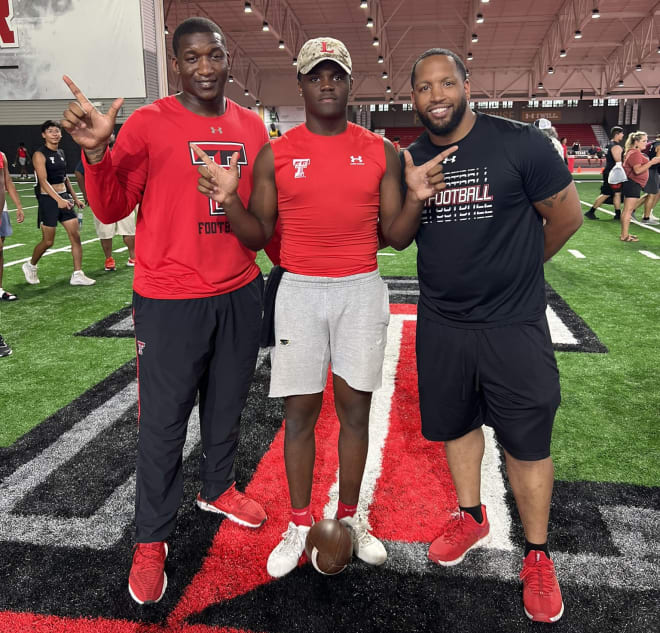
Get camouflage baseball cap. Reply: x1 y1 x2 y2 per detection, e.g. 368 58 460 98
297 37 352 75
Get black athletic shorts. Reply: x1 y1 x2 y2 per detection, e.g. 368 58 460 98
416 315 561 461
600 180 622 199
622 180 643 199
38 193 76 228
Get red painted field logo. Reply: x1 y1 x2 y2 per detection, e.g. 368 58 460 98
0 0 17 47
136 340 146 355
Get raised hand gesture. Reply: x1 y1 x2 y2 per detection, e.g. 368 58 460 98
403 146 458 202
191 144 240 206
60 75 124 158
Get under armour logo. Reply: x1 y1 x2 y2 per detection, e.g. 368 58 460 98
293 158 311 178
350 155 364 165
210 127 222 134
136 341 146 355
49 157 55 164
443 156 457 164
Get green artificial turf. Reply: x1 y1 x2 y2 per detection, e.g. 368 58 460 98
1 177 658 487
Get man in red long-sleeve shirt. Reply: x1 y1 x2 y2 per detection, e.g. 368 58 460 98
61 17 277 605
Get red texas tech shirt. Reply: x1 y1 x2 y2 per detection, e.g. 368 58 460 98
84 96 269 299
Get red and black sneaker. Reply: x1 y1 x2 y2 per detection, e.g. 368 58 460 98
428 505 491 566
196 482 267 528
128 541 168 605
520 550 564 623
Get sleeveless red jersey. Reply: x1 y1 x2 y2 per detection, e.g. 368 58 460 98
84 96 269 299
271 122 386 277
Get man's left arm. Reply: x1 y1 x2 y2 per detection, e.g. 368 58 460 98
534 182 583 262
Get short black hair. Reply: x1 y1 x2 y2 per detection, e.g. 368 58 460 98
41 120 61 133
411 48 467 88
172 17 226 56
19 141 25 146
610 126 623 137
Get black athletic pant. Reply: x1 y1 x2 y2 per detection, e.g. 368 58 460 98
132 274 264 542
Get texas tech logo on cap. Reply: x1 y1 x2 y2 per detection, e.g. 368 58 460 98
297 37 352 75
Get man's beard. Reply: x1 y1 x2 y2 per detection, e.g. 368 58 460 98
417 94 467 137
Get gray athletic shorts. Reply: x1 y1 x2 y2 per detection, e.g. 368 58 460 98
269 270 390 397
0 210 12 238
643 170 659 195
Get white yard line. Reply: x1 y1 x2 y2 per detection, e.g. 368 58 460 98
580 199 660 234
5 238 100 267
568 249 586 259
639 250 659 260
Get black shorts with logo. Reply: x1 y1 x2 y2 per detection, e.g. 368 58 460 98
622 180 643 200
416 315 560 461
38 193 76 228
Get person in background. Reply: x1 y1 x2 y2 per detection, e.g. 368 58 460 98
584 126 624 221
22 120 94 287
74 135 137 271
1 148 25 301
620 131 660 242
392 136 401 152
14 142 31 180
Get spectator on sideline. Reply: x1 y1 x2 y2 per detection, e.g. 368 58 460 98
560 137 568 164
61 17 278 605
636 134 660 225
191 36 452 580
392 136 401 152
621 131 660 242
533 119 563 159
584 126 625 221
385 48 582 623
14 142 31 180
74 137 137 271
571 139 581 153
269 122 282 138
1 149 25 301
22 120 94 287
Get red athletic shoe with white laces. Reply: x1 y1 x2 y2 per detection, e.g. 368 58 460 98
520 550 564 622
428 505 491 566
128 541 168 605
196 482 267 528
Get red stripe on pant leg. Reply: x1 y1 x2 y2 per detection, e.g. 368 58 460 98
168 370 341 628
369 319 458 543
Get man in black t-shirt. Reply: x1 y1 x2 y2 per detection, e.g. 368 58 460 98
584 126 624 220
386 49 582 623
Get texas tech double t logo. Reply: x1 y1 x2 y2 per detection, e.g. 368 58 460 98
189 142 247 215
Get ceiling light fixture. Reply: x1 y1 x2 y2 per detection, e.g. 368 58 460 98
548 66 554 74
389 97 394 104
382 71 388 78
164 25 169 35
618 79 624 86
228 75 234 83
476 14 484 23
635 64 642 71
377 55 384 63
292 57 297 65
256 99 261 106
372 37 379 46
366 17 374 27
360 0 368 8
471 33 478 42
592 8 600 18
386 86 392 93
560 49 567 57
278 40 285 49
262 22 269 31
574 30 582 39
467 51 473 61
538 82 544 89
244 2 252 13
244 89 249 96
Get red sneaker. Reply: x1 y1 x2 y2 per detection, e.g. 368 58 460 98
196 482 267 528
520 550 564 622
128 542 168 605
104 257 116 271
428 505 490 566
126 258 136 267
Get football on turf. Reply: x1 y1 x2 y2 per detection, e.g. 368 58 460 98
304 519 353 575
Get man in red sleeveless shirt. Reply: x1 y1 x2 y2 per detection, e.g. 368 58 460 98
193 37 454 578
60 17 278 605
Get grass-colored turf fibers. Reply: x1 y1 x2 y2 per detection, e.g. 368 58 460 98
0 177 658 488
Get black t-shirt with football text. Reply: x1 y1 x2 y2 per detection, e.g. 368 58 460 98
405 112 572 328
